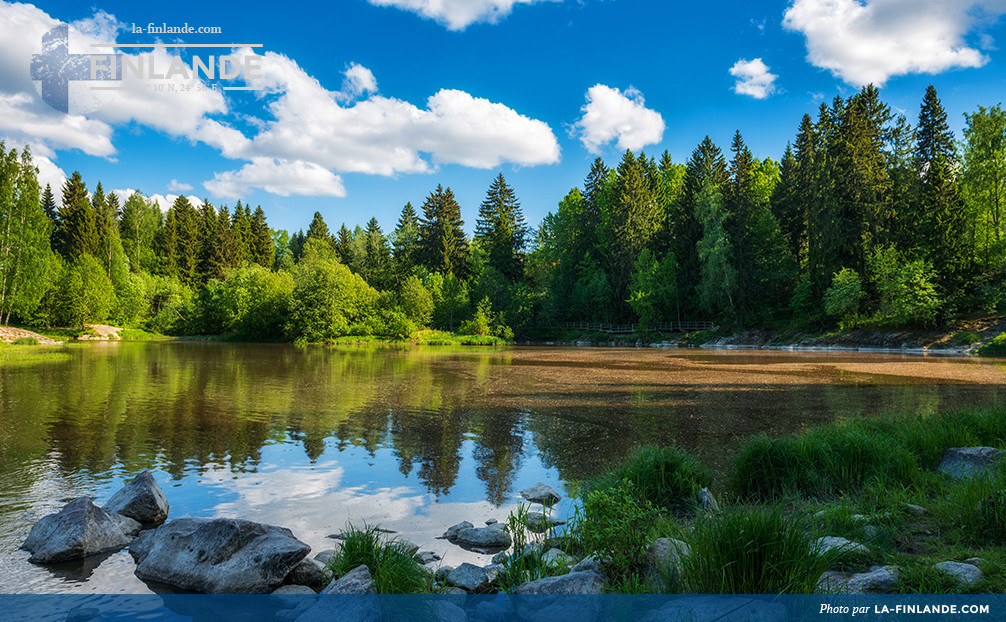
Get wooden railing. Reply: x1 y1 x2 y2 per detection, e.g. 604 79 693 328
554 321 714 335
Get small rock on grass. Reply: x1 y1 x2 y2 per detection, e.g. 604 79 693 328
933 561 984 588
815 536 870 555
321 564 376 594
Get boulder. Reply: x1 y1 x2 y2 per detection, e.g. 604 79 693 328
904 503 927 516
697 487 719 511
446 563 495 593
415 551 440 565
814 536 870 556
396 540 420 557
442 521 474 540
286 557 325 585
818 566 899 594
513 570 606 594
938 447 1004 479
491 551 509 565
435 566 454 583
272 584 317 596
525 511 565 533
320 564 376 594
22 496 141 563
572 554 604 574
129 517 310 593
645 538 691 591
520 482 561 506
934 561 984 588
455 523 511 549
485 518 498 525
541 548 575 568
103 471 169 526
314 549 337 566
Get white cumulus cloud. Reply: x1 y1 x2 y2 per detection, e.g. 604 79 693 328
367 0 559 31
204 158 347 200
783 0 1006 86
340 63 378 100
730 58 778 99
167 179 193 192
572 84 665 153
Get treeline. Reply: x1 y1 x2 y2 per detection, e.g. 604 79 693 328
0 85 1004 340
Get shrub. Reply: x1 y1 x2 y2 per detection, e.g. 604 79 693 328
978 333 1006 357
824 267 866 323
12 337 38 345
681 506 828 594
326 524 432 594
593 445 709 514
573 479 660 577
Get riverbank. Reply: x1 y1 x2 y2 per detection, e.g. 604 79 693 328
528 315 1006 357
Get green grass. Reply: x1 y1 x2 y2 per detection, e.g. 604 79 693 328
978 332 1006 356
681 505 831 594
952 331 982 345
0 342 69 365
731 407 1006 500
118 328 171 340
325 524 435 594
592 445 709 514
11 337 38 345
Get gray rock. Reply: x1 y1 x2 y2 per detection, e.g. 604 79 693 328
433 601 467 622
435 565 454 583
818 566 899 594
103 471 169 527
641 597 787 622
286 557 325 585
270 583 316 607
938 447 1004 479
863 525 879 539
313 549 337 566
321 564 376 594
904 503 928 516
697 487 719 511
965 557 985 566
22 497 141 563
129 517 310 593
65 607 100 622
446 587 467 595
542 548 575 568
485 518 498 525
491 551 509 565
395 539 420 556
646 538 691 591
473 601 507 622
447 563 495 593
572 554 604 574
455 523 512 549
814 536 870 555
934 561 984 587
442 521 474 540
525 511 565 532
520 482 561 506
415 551 440 564
513 570 606 594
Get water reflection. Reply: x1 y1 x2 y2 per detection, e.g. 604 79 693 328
1 343 1004 593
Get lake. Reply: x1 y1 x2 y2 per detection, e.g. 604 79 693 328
1 342 1004 593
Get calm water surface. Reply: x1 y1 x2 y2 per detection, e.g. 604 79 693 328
2 342 1004 593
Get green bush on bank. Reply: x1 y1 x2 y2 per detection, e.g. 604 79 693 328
592 445 709 514
325 524 434 594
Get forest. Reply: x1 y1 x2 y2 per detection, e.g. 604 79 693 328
0 84 1004 341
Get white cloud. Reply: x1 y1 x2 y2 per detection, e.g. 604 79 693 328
571 84 665 153
115 189 203 212
204 158 347 199
340 63 378 100
367 0 559 31
167 179 193 192
71 10 124 42
783 0 1006 86
228 50 559 178
730 58 778 99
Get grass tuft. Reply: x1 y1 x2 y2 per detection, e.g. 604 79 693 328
325 524 434 594
592 445 709 514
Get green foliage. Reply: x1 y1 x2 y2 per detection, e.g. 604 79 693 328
978 332 1006 357
12 337 38 345
823 267 865 323
398 275 433 326
52 254 115 327
202 264 294 339
868 246 942 326
696 180 737 319
326 524 433 594
592 445 709 514
940 465 1006 544
952 331 982 345
681 506 828 594
573 479 660 577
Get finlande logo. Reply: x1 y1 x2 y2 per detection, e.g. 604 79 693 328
31 24 121 114
30 23 263 115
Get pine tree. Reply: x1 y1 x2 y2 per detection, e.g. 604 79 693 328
418 184 469 278
231 201 252 264
198 201 226 281
335 224 353 264
724 131 758 320
41 183 57 222
56 171 96 258
607 150 660 317
579 157 609 261
392 202 420 277
363 217 391 287
250 206 274 268
164 195 200 286
306 211 331 245
474 173 527 282
916 85 967 288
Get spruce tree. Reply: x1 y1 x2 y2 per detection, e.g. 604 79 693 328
418 184 469 278
41 183 57 222
306 211 331 245
57 171 96 258
250 206 274 268
475 173 527 282
335 224 353 264
392 202 420 277
607 150 660 317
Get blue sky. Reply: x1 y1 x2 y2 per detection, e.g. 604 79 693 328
3 0 1006 235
